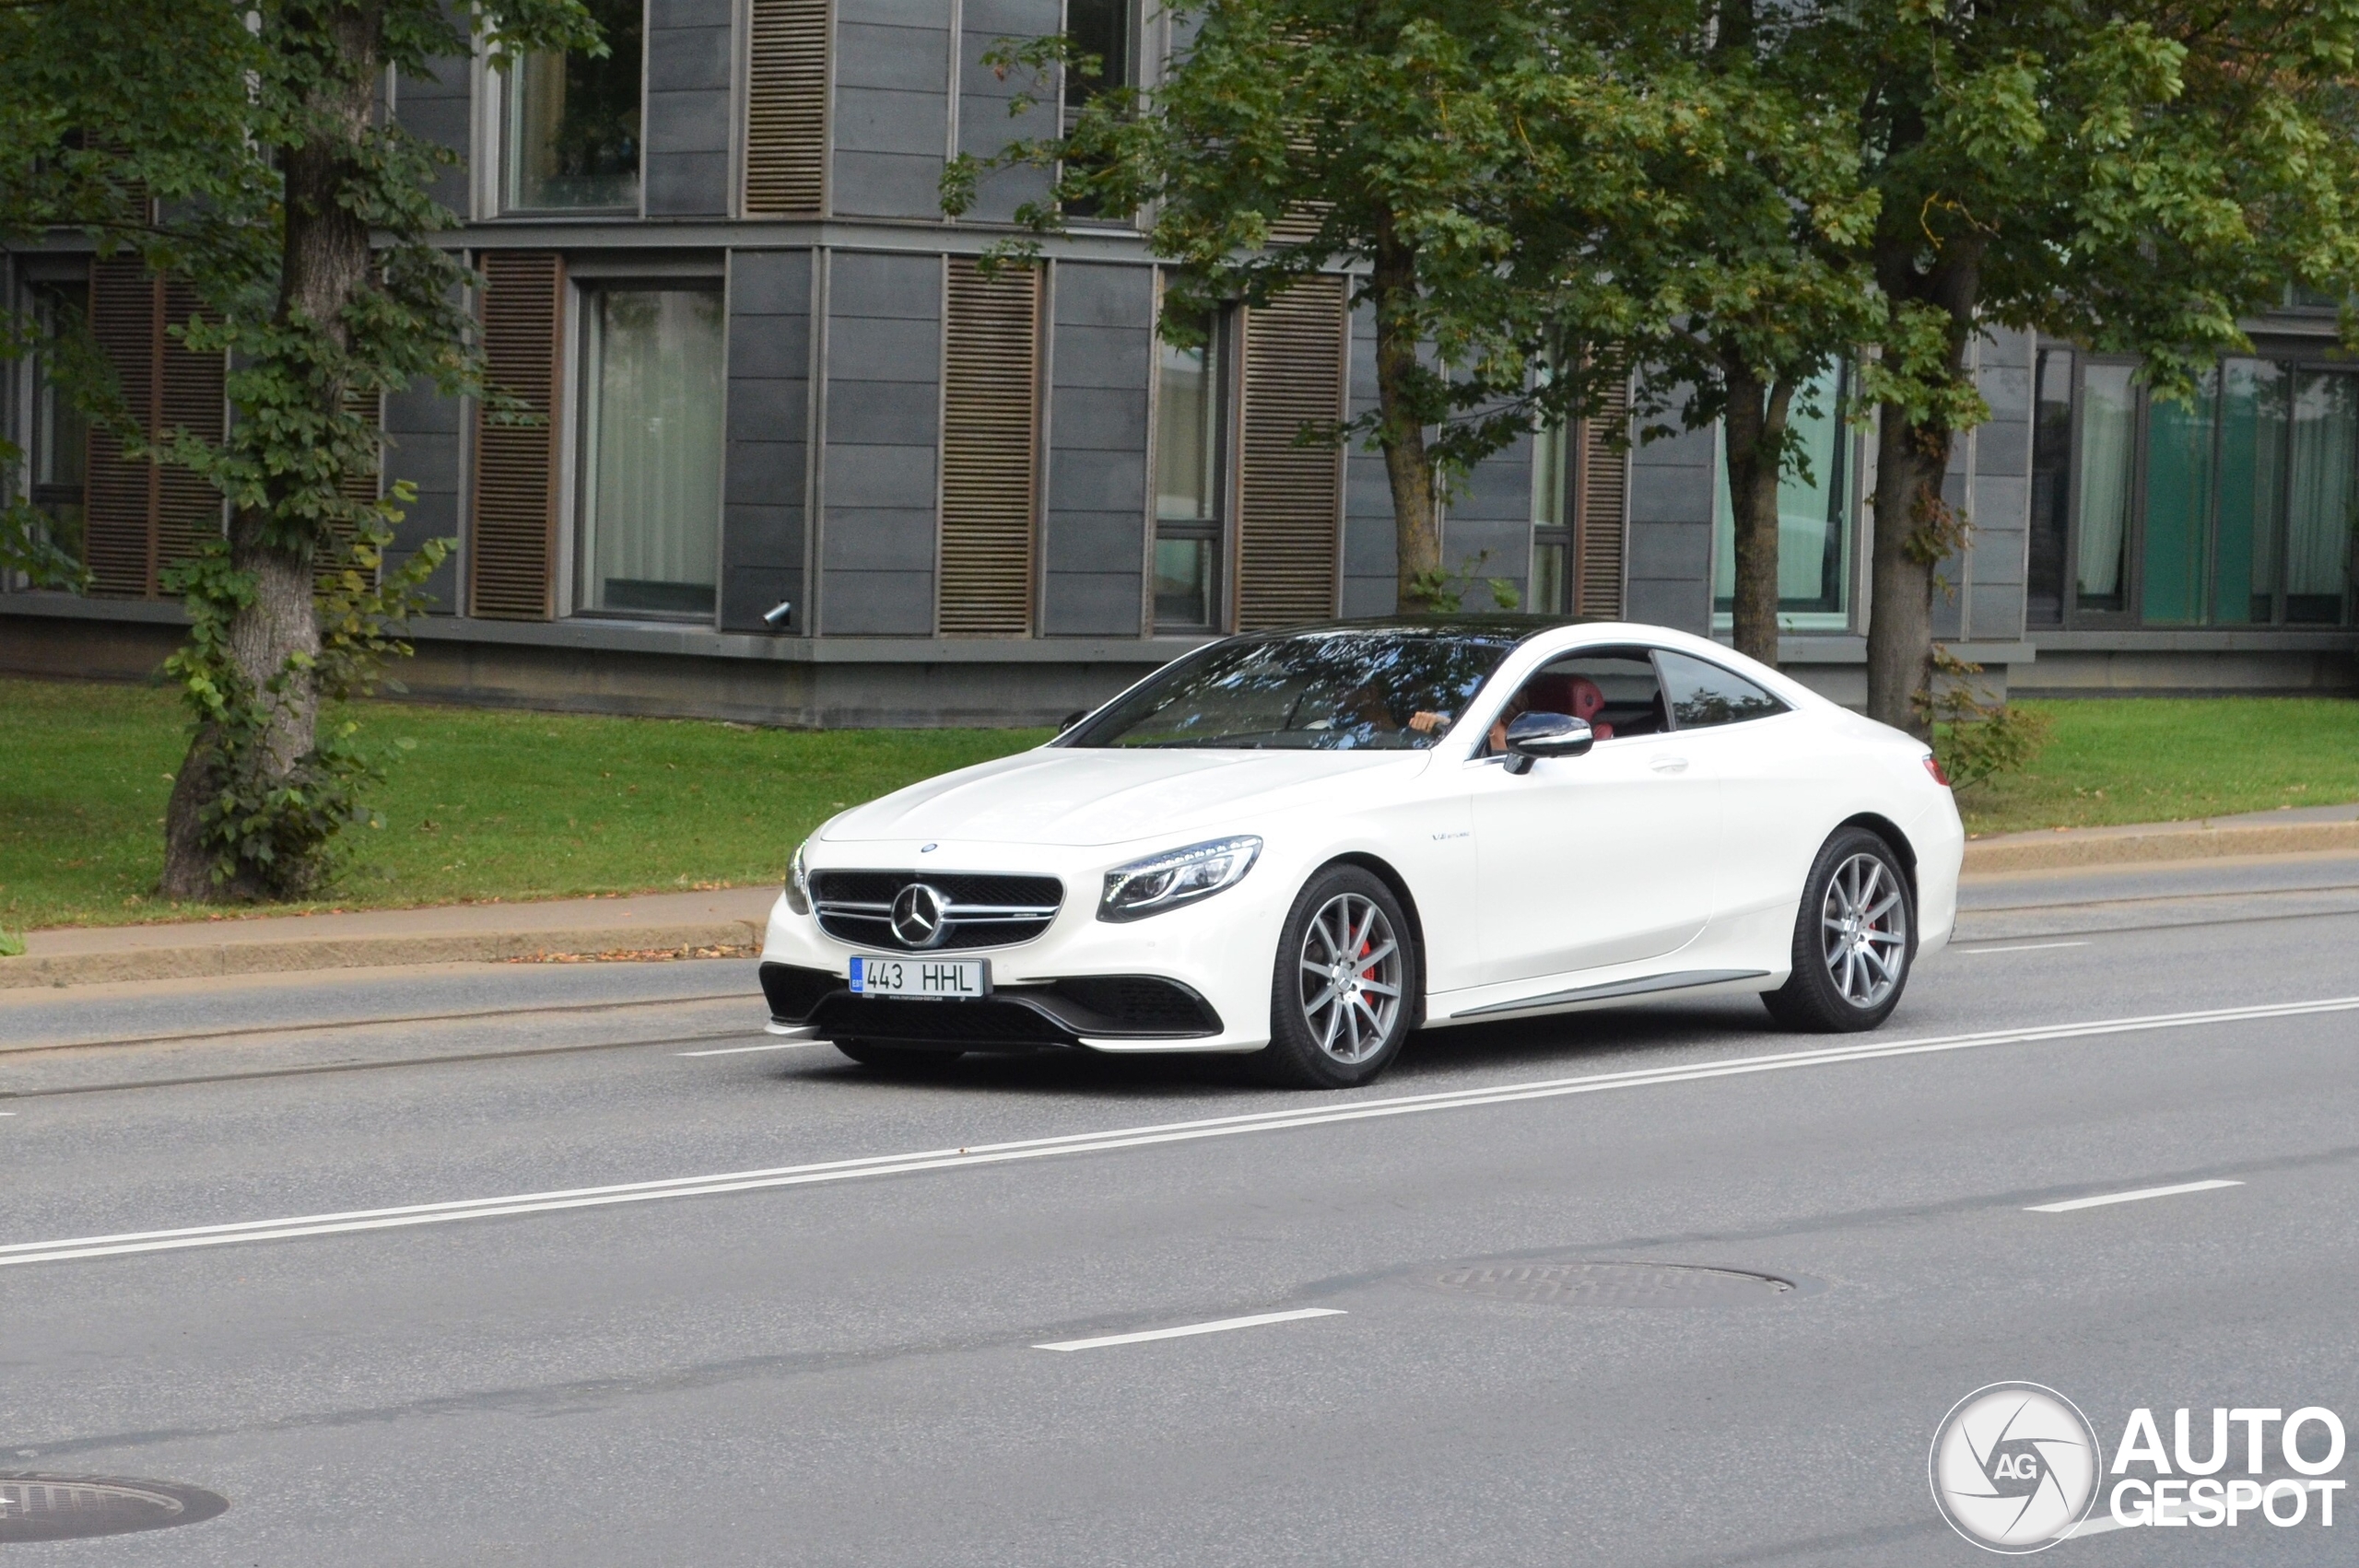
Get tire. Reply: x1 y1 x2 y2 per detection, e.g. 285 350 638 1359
1254 865 1419 1089
1762 826 1917 1033
833 1039 966 1072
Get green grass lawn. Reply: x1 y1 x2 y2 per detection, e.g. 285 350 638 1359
1953 696 2359 837
3 679 2356 930
0 677 1047 930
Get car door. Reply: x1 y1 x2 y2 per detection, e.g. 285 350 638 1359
1649 648 1826 929
1470 648 1720 985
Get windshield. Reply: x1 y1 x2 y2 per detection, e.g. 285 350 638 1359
1066 631 1517 750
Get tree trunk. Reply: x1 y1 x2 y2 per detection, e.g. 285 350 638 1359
159 3 381 901
1722 359 1793 669
1864 404 1943 737
1369 221 1441 614
1863 240 1983 737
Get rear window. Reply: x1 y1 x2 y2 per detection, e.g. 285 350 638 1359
1066 631 1518 750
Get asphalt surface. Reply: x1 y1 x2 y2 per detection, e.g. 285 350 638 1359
4 857 2356 1565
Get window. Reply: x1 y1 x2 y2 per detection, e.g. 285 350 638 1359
1060 0 1134 220
1154 301 1226 630
1655 649 1786 728
576 287 724 618
25 280 88 572
2025 347 2072 626
2043 353 2357 627
1510 650 1666 744
1531 415 1570 614
505 0 642 212
1712 362 1853 626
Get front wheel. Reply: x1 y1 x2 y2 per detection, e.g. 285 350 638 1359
1762 827 1917 1033
1255 866 1418 1089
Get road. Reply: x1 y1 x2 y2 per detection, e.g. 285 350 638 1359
3 855 2356 1565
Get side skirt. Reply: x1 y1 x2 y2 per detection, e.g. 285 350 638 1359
1448 968 1772 1022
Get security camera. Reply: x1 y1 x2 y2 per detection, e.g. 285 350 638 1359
761 600 793 628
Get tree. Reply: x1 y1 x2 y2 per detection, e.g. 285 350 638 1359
949 0 1711 613
1822 0 2359 732
1610 0 1888 668
1 0 598 899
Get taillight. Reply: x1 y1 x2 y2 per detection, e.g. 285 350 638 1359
1922 754 1951 788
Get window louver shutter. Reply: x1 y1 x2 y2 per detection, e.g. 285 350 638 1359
154 277 226 576
1573 371 1630 618
1235 275 1345 630
469 252 562 621
937 257 1040 636
745 0 829 216
83 259 225 599
84 258 158 598
326 388 384 576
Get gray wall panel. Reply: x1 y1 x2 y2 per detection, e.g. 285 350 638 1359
1625 404 1714 635
1342 306 1395 614
645 2 734 216
831 152 948 220
958 6 1059 224
1044 263 1150 636
823 252 944 634
393 55 472 216
722 250 812 632
384 379 464 610
832 0 950 219
837 88 955 156
837 22 952 90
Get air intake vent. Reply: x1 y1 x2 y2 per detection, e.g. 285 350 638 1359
82 259 226 599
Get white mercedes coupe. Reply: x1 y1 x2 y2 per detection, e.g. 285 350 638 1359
757 619 1965 1088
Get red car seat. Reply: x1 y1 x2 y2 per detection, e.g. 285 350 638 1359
1520 673 1614 741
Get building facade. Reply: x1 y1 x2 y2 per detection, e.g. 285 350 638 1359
5 0 2354 720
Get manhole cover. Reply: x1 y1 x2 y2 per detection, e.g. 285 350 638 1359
0 1473 228 1542
1422 1260 1795 1306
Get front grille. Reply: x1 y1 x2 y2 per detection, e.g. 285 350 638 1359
808 993 1079 1047
811 869 1063 952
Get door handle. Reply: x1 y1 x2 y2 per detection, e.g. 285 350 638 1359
1651 755 1690 774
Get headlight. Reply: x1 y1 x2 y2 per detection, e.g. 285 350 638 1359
785 840 812 915
1099 836 1262 922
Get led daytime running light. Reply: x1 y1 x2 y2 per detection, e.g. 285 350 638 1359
1099 836 1262 921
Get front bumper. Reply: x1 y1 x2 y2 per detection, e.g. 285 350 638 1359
758 963 1224 1050
757 842 1295 1052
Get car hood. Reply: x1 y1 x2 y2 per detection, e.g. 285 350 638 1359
821 746 1425 848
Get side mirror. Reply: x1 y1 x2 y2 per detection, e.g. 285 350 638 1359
1502 711 1593 775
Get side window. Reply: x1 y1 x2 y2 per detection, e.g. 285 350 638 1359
1655 650 1788 729
1489 649 1666 751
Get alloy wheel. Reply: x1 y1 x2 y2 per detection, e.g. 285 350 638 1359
1296 892 1403 1064
1819 851 1908 1009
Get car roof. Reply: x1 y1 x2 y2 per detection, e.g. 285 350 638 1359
1241 615 1607 643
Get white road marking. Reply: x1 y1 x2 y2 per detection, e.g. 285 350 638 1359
2026 1178 2245 1213
1033 1307 1344 1352
1957 941 2091 954
675 1040 827 1057
4 994 2353 1270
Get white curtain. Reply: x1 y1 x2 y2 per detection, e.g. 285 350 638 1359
2074 365 2137 602
584 289 723 614
2288 371 2359 609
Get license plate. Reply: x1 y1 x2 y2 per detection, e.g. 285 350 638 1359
849 955 989 1000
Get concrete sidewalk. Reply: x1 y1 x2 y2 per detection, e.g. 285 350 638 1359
1959 800 2359 875
0 887 776 989
4 801 2357 989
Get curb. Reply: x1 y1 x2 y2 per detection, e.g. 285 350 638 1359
0 919 763 991
1960 819 2359 876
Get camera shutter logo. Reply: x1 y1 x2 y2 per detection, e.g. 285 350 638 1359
1930 1383 2104 1552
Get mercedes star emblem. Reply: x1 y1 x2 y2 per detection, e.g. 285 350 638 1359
890 883 950 948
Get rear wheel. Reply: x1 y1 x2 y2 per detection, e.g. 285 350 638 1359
1762 827 1916 1032
833 1039 966 1073
1254 866 1417 1089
